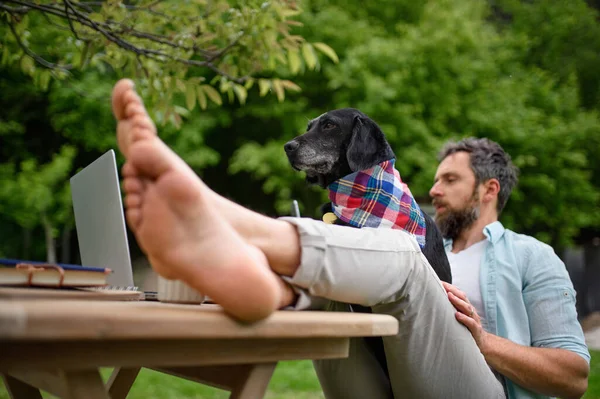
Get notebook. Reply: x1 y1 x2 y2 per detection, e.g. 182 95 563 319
0 259 110 287
70 150 138 290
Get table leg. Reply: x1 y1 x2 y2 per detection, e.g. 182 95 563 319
62 369 110 399
2 374 43 399
106 367 141 399
229 363 277 399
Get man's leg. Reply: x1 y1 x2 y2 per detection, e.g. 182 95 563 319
279 218 505 399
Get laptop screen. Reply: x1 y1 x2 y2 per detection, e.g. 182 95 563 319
70 150 135 288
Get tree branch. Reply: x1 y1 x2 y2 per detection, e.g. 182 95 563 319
205 32 244 63
0 3 29 14
7 19 73 72
63 0 81 40
4 0 255 83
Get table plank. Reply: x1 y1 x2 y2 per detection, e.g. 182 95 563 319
0 300 398 340
0 337 348 371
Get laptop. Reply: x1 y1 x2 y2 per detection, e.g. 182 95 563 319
70 150 137 290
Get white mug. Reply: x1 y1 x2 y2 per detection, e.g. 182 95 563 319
157 276 205 304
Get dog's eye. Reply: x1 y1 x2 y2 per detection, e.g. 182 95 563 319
323 122 336 130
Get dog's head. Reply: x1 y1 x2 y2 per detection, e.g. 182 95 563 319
284 108 395 188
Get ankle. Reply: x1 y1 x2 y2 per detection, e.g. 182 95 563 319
276 278 298 309
252 220 301 277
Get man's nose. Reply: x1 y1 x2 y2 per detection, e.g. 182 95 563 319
429 182 442 198
284 140 300 153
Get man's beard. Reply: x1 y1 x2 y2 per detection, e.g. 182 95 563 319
434 193 480 240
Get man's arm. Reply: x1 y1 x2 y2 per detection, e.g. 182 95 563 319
444 282 589 399
482 333 588 399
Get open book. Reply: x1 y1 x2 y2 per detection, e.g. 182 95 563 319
0 259 111 288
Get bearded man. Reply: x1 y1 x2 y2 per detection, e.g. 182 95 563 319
430 137 589 399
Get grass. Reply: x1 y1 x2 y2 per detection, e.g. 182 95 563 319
1 351 599 398
586 350 600 399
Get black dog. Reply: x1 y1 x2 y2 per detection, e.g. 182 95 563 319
284 108 452 284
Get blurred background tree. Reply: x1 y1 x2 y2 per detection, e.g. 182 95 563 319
0 0 598 274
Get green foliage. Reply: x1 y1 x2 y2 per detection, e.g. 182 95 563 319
0 0 599 259
1 0 339 126
1 146 76 229
229 0 600 249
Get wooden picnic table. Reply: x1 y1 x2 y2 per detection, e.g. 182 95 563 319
0 297 398 399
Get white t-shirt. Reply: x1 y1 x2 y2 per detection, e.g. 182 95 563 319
447 239 487 320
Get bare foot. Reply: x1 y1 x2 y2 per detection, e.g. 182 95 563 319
112 79 283 321
111 81 302 280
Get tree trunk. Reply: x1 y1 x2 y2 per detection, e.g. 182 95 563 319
61 220 73 264
22 228 32 259
42 214 57 264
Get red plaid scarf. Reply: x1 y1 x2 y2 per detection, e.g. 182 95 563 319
327 159 427 248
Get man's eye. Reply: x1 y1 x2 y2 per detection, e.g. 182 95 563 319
324 122 336 129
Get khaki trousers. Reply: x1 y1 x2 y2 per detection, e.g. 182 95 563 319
281 217 506 399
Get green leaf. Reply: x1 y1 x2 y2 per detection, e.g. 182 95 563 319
174 105 189 117
185 84 196 110
176 79 187 93
233 84 248 105
20 56 35 75
281 80 302 92
1 44 10 66
281 9 302 17
258 79 271 97
301 43 317 70
227 86 234 103
201 84 222 106
196 85 207 110
313 42 339 64
38 70 51 91
288 50 302 75
271 79 285 102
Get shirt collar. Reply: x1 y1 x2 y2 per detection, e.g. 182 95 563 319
483 221 505 244
443 221 505 250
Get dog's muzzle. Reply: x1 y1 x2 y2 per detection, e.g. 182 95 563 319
284 140 300 154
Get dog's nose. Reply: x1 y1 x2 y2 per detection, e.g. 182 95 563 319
284 140 300 153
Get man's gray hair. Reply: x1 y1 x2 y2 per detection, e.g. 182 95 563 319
438 137 519 214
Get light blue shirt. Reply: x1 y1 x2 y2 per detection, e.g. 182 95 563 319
445 221 590 399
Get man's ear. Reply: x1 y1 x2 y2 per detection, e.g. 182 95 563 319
482 178 500 203
347 116 391 172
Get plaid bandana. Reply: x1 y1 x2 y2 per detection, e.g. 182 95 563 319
328 159 427 248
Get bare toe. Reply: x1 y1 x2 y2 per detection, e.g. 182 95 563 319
126 208 142 230
125 101 147 120
123 177 144 194
122 162 137 177
111 79 135 121
125 193 142 208
113 79 157 156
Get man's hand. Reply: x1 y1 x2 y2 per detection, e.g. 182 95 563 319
442 282 489 353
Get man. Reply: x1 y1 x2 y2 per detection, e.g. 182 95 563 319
430 138 590 399
111 79 588 399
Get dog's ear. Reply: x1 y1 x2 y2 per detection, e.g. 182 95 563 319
346 115 394 172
